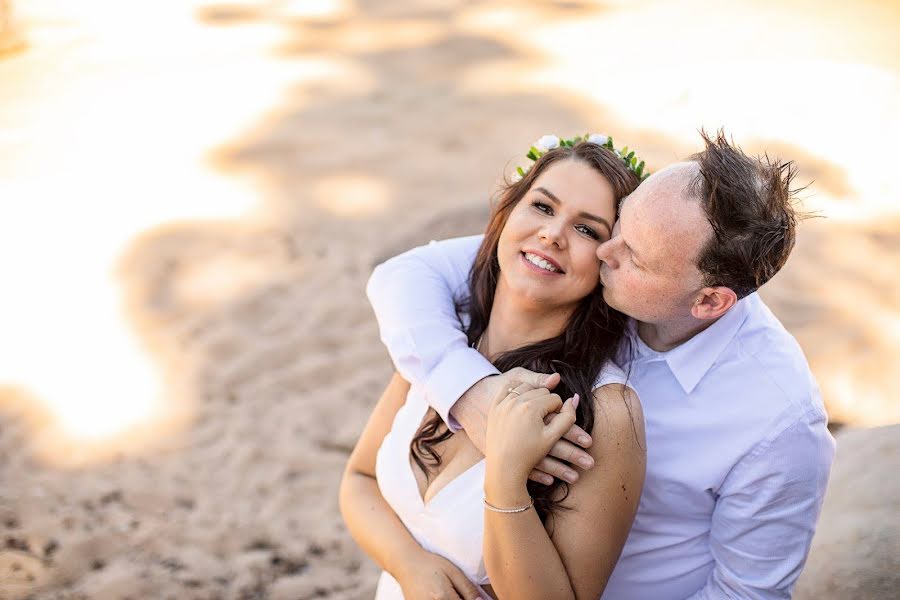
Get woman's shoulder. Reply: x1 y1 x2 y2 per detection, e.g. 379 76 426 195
590 363 644 443
591 361 629 389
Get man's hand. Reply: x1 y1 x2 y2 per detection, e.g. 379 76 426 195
449 367 594 485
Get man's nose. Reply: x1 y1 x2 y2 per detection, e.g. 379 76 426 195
596 238 619 268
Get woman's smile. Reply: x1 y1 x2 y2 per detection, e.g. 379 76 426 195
520 251 565 276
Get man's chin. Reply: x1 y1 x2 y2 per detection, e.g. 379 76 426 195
601 286 625 313
601 285 614 304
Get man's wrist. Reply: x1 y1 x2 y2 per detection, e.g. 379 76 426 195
449 375 493 422
448 375 494 453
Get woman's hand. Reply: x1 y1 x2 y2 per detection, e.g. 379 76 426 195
395 551 485 600
484 383 579 497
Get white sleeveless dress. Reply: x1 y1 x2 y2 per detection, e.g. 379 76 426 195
373 362 629 598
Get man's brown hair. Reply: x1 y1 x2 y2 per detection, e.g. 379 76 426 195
690 130 801 299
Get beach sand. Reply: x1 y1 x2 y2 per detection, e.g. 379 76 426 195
1 1 898 598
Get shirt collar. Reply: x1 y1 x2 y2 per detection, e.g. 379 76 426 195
628 293 754 394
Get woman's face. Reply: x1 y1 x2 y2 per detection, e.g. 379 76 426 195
497 159 617 312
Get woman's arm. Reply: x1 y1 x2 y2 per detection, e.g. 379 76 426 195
339 374 421 576
483 384 646 599
339 373 483 600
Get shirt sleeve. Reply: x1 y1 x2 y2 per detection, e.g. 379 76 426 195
366 235 499 430
684 411 836 600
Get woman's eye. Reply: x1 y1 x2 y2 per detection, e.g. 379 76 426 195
576 225 599 240
531 201 552 214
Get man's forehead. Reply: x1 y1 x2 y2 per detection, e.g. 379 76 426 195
621 162 710 265
636 162 698 205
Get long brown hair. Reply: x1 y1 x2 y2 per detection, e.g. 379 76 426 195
411 141 642 522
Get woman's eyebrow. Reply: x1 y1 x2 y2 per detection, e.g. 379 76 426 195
534 187 612 235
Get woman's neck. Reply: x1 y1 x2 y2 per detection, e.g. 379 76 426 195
479 281 574 359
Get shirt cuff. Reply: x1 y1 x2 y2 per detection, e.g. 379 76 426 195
424 346 499 432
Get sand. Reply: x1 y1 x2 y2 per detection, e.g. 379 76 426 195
1 1 898 598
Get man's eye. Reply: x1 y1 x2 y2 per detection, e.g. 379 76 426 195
531 201 552 214
576 225 599 240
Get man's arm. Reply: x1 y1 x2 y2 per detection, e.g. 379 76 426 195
367 235 593 484
685 412 836 599
366 235 497 429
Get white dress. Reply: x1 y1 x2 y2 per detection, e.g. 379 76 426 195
373 362 629 598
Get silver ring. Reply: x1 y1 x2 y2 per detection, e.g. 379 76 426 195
507 387 521 396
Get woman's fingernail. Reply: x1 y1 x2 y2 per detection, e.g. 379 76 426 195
573 393 580 409
541 474 553 485
579 435 591 445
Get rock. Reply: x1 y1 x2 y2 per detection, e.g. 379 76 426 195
795 425 900 599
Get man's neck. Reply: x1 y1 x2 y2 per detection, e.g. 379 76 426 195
480 284 573 358
637 316 719 353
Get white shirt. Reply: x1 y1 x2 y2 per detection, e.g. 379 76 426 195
366 235 836 600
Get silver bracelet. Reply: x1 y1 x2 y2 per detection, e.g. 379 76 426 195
483 497 534 514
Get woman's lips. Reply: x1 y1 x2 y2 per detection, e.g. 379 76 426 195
523 249 563 272
520 252 564 276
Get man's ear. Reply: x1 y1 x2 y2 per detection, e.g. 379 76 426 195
691 286 737 320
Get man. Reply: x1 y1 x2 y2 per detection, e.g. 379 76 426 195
366 131 835 598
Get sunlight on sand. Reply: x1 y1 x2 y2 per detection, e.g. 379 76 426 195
276 0 351 21
314 173 390 217
458 0 899 220
0 0 365 459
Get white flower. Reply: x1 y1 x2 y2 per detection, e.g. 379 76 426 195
587 133 609 146
534 134 560 152
511 171 523 183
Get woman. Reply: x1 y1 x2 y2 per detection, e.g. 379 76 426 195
340 137 647 599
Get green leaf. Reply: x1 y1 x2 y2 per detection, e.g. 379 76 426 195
621 146 629 156
526 150 537 161
626 151 635 162
517 166 526 177
636 160 645 177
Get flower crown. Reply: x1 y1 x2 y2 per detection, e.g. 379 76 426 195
514 133 649 182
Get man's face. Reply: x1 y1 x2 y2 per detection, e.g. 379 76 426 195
596 162 712 325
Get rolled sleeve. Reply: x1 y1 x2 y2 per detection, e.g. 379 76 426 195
424 344 499 429
366 236 498 430
685 410 836 600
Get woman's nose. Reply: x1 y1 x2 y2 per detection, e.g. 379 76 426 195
539 223 566 249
